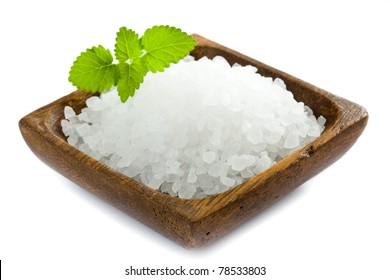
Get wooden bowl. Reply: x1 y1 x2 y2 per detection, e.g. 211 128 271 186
19 34 368 248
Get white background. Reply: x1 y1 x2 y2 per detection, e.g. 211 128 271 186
1 0 389 279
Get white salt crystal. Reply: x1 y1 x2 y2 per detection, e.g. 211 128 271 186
308 125 321 137
208 164 221 177
212 55 230 67
148 177 164 189
255 152 273 173
243 155 256 166
231 155 246 172
83 134 100 150
178 183 196 199
172 182 182 193
68 134 78 146
209 130 222 146
246 128 263 144
235 177 244 185
151 162 165 177
150 142 167 154
117 152 137 168
62 55 325 199
184 148 196 157
284 132 300 149
78 111 90 122
166 174 180 183
98 142 114 156
183 55 195 62
241 169 254 179
273 77 287 89
161 183 177 196
217 184 229 193
265 131 282 144
220 176 235 188
86 96 106 111
198 56 210 62
195 164 207 175
187 167 197 183
75 123 90 136
61 119 71 136
173 135 188 149
221 94 232 106
219 164 229 177
242 65 258 73
64 106 76 119
318 115 326 127
175 168 185 177
202 94 219 106
231 154 256 172
202 151 216 163
198 174 213 189
124 166 140 177
166 159 181 174
204 185 219 195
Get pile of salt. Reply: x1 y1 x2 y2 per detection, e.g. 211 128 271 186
61 55 325 199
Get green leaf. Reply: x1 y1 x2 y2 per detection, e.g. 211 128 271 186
117 60 148 102
141 25 197 73
114 27 142 62
69 26 197 102
69 45 119 92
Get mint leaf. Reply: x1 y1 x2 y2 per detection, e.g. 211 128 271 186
69 25 197 102
115 27 142 62
117 60 147 102
69 45 119 92
141 25 197 73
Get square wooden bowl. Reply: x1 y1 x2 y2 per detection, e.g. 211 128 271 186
19 34 368 248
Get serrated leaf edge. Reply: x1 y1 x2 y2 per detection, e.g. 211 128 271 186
69 26 197 102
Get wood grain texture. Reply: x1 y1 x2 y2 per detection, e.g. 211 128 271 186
19 34 368 248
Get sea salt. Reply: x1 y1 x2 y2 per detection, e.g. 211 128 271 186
61 55 325 199
202 151 216 164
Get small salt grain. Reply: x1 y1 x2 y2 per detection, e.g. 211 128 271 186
220 176 235 188
67 134 78 146
61 119 71 136
172 182 182 193
284 132 300 149
178 183 196 199
75 123 90 136
64 106 76 119
86 96 106 111
187 167 197 183
148 177 164 189
202 151 216 164
318 115 326 127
